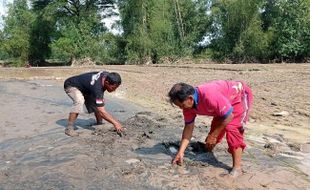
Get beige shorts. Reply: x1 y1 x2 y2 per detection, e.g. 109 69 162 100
65 87 85 113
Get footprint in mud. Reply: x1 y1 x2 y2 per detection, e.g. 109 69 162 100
91 128 120 137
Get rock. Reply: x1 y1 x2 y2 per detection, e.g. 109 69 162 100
270 102 277 106
125 158 140 164
264 142 279 157
264 142 277 151
169 146 178 154
272 111 289 117
248 118 256 123
288 143 301 152
301 143 310 153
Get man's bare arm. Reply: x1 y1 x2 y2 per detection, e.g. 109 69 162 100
172 123 195 165
97 106 124 132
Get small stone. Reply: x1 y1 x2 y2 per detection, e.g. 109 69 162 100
301 143 310 153
272 111 289 117
288 143 301 152
125 158 140 164
270 102 277 106
264 142 277 150
169 146 178 154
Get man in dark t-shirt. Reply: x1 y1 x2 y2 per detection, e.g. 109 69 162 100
64 71 123 137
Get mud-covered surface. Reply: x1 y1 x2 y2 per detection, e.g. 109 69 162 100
0 64 310 189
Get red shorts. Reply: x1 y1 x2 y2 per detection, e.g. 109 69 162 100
209 85 253 153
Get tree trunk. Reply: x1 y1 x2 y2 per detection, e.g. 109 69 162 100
174 0 184 41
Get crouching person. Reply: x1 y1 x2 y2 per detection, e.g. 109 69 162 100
168 80 253 177
64 71 124 137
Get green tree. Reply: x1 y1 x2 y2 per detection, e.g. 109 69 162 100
118 0 153 63
272 0 310 61
50 0 103 61
147 0 178 62
50 18 107 62
118 0 211 63
261 0 278 31
0 30 9 60
209 0 269 62
31 0 117 64
233 17 273 62
208 0 310 62
171 0 211 53
28 0 56 65
1 0 35 66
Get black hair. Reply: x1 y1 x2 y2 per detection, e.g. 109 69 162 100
168 83 195 104
106 72 122 85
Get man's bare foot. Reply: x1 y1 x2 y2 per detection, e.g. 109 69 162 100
220 168 243 178
65 128 79 137
96 121 103 125
229 168 243 178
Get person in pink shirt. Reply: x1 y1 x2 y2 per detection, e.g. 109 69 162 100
168 80 253 177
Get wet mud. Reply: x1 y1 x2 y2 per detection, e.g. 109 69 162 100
0 79 309 189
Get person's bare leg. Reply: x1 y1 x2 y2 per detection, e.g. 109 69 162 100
230 147 243 177
232 147 242 168
65 112 79 137
94 111 102 125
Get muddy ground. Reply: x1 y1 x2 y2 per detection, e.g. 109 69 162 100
0 64 309 189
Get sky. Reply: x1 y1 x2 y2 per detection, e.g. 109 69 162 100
0 0 9 16
0 0 10 29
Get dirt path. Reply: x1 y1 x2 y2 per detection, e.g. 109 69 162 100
0 64 309 189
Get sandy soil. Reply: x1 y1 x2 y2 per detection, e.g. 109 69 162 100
0 64 309 189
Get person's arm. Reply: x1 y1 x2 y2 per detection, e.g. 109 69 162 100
205 113 233 150
172 123 195 165
97 106 124 133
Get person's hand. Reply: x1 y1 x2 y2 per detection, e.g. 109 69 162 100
114 122 124 133
172 152 184 166
205 134 217 152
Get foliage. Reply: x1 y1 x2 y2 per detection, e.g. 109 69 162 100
33 0 111 64
0 0 309 65
272 0 310 61
0 0 35 66
208 0 310 62
28 0 56 64
208 0 267 62
118 0 211 64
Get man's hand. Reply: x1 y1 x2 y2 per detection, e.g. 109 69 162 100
172 152 184 166
205 134 217 151
97 107 124 133
114 122 124 133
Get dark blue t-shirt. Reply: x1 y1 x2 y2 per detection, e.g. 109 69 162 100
64 71 109 107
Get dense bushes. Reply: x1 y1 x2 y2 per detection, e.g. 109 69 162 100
0 0 309 66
